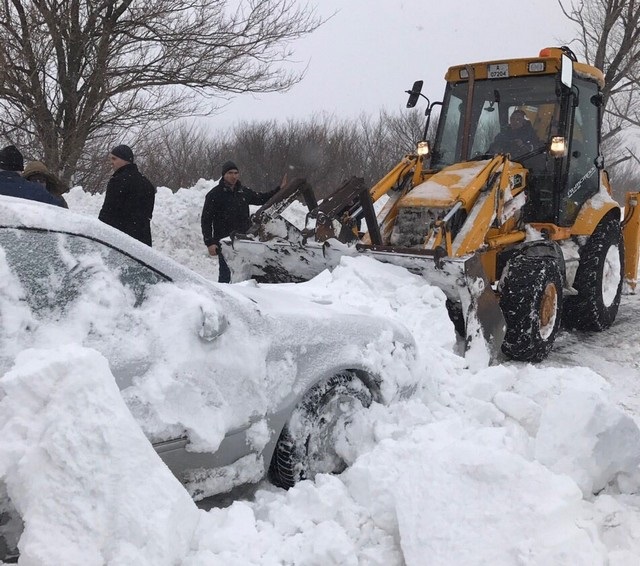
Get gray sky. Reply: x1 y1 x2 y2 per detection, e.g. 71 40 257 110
210 0 578 130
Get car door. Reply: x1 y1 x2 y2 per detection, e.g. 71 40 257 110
0 226 266 497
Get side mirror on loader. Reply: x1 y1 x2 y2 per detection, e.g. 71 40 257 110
406 80 424 108
561 54 573 89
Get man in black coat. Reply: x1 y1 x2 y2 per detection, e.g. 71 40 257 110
99 144 156 246
489 109 539 156
201 160 285 283
0 145 66 208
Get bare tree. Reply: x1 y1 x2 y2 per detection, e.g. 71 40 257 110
558 0 640 149
227 116 352 198
137 123 229 192
609 149 640 199
0 0 322 184
97 109 435 199
372 108 433 166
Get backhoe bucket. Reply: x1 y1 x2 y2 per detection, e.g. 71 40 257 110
222 235 506 365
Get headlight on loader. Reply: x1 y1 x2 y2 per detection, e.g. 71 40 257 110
549 136 568 157
417 141 431 156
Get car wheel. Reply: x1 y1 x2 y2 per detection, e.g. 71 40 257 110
563 214 624 331
269 371 373 489
500 254 563 362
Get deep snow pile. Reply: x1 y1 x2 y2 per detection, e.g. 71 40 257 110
0 347 199 565
1 183 640 565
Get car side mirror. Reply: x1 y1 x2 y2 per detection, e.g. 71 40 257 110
199 305 229 341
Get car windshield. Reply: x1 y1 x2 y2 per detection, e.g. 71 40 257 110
431 74 560 168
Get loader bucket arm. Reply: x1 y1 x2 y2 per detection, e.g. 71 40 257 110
312 177 381 244
314 153 423 245
369 153 422 202
250 177 317 228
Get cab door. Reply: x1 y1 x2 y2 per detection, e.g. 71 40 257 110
558 77 601 225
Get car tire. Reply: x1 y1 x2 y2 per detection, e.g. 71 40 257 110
563 215 624 331
268 371 373 489
500 254 563 362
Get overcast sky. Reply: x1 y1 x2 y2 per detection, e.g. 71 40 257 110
209 0 578 130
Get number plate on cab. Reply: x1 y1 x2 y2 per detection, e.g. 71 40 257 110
488 64 509 79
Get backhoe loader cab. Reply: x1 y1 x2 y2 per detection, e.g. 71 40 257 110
428 47 600 228
222 47 640 365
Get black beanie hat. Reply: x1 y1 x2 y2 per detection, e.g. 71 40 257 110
110 144 134 163
221 160 238 177
0 145 24 172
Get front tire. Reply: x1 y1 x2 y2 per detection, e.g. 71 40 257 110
563 215 624 331
500 255 563 362
269 371 373 489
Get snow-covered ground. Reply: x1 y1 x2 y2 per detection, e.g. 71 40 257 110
2 182 640 565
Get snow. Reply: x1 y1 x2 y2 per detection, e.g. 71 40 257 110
2 182 640 564
0 346 199 565
406 160 493 205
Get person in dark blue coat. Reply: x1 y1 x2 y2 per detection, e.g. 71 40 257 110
98 144 156 246
0 145 66 208
22 160 69 208
201 161 285 283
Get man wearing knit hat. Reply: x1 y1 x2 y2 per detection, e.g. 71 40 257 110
0 144 66 207
201 160 287 282
99 144 156 246
23 160 69 208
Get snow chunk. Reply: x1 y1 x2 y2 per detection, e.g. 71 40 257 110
535 388 640 496
0 345 200 565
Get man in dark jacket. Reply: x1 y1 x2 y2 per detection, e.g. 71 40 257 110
201 160 285 283
489 109 539 156
0 145 66 208
99 144 156 246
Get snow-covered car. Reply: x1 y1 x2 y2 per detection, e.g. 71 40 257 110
0 195 416 559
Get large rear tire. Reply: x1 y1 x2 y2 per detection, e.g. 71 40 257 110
563 215 624 331
269 371 373 489
500 255 563 362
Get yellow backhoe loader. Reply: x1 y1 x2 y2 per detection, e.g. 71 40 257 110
221 47 640 364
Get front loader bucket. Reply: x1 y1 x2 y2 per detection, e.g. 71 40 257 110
358 246 506 366
222 235 506 365
222 234 359 284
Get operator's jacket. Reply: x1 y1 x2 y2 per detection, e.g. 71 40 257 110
99 163 156 246
491 122 538 153
0 171 66 208
201 180 279 247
